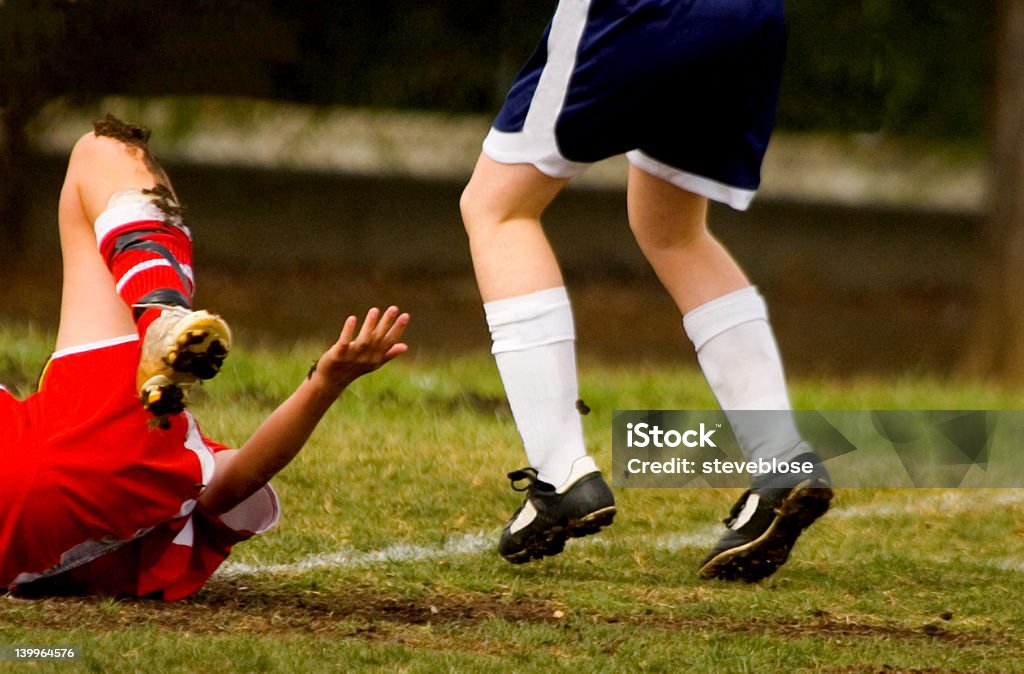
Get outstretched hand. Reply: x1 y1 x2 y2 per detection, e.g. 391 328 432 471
197 307 409 516
311 306 410 395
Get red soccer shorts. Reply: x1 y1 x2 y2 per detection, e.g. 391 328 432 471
0 336 214 588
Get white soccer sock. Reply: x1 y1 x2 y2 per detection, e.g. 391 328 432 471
683 286 808 465
485 287 598 490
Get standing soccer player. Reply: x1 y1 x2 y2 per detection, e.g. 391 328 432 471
460 0 832 581
1 116 409 598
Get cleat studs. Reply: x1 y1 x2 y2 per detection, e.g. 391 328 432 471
184 329 208 345
143 389 162 406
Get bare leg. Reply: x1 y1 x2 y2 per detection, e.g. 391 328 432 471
462 153 615 564
626 164 750 313
55 130 170 351
55 119 228 417
626 164 831 581
462 154 586 482
460 154 567 302
627 162 801 428
629 161 814 468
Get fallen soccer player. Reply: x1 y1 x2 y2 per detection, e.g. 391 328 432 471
0 116 409 599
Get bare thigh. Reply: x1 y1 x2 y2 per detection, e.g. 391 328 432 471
626 164 749 313
55 132 173 351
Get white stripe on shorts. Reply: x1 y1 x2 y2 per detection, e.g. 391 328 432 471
50 334 139 360
184 411 217 490
483 0 592 178
627 150 758 211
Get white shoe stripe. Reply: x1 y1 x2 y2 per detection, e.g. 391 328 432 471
730 493 761 530
509 500 538 535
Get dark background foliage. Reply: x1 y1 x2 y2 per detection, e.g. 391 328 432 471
1 0 996 139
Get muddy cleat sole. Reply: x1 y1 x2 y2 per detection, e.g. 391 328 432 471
699 453 832 583
499 466 616 564
137 307 231 416
140 375 188 418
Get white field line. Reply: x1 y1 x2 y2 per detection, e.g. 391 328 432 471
218 531 493 578
649 525 722 551
826 489 1024 520
985 558 1024 572
216 490 1024 577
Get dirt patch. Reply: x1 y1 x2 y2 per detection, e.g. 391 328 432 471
0 582 558 637
1 581 1013 650
720 615 983 646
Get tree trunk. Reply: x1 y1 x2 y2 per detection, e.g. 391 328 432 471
0 104 29 262
962 0 1024 379
0 108 23 260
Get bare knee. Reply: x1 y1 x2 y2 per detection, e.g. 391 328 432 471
630 215 711 254
460 159 563 241
64 118 177 224
66 130 144 183
628 192 711 254
626 166 714 253
68 115 170 186
459 174 497 239
461 173 531 248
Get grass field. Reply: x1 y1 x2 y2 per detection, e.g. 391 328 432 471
2 324 1024 673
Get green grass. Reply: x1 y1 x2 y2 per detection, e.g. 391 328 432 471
3 324 1024 673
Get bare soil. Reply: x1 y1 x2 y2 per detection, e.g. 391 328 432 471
2 579 1007 651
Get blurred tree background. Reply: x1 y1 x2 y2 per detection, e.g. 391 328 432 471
0 0 996 205
2 0 1018 377
1 1 995 147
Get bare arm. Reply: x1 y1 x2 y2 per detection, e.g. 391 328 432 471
197 306 410 516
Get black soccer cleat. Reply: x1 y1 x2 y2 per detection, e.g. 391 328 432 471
698 452 832 582
499 466 616 564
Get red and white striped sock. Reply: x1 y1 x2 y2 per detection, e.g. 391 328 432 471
94 190 195 337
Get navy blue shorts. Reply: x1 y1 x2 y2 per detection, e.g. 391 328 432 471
483 0 786 210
